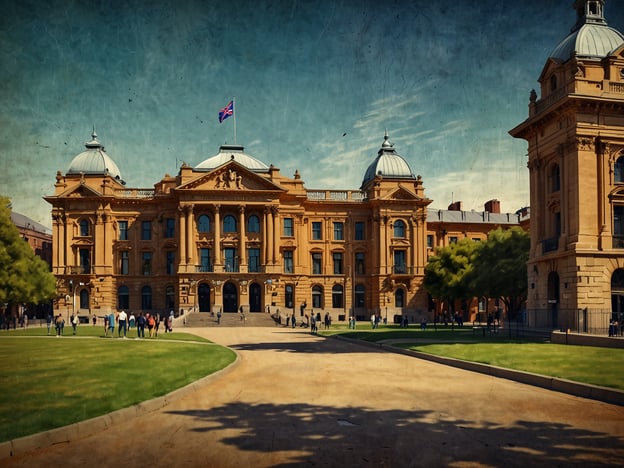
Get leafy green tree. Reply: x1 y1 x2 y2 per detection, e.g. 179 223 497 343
0 197 56 306
424 238 480 315
471 226 529 321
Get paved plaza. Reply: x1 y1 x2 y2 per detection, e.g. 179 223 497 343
2 327 624 467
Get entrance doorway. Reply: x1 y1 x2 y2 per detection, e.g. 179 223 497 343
198 283 211 312
223 281 238 312
249 283 262 312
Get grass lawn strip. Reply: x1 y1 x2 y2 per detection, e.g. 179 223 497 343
0 336 235 442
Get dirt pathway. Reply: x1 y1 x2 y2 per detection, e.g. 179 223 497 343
3 327 623 467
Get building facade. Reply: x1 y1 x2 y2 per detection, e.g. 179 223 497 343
510 0 624 330
46 130 523 324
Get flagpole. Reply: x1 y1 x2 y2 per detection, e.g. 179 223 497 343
233 96 237 144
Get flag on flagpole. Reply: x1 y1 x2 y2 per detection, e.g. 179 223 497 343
218 101 234 123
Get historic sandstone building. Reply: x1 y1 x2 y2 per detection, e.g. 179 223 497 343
510 0 624 329
46 130 522 324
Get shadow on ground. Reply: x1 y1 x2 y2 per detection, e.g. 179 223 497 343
167 401 623 467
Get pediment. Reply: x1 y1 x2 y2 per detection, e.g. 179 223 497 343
380 185 422 202
59 183 103 198
178 161 283 192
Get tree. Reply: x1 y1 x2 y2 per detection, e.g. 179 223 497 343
471 226 530 321
0 196 56 306
424 238 480 316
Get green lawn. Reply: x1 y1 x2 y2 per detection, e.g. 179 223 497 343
0 330 235 442
323 324 624 391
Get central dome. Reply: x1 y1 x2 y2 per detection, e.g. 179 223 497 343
361 132 415 189
195 144 269 172
550 0 624 61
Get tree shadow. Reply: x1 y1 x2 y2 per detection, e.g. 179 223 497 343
228 337 381 354
167 402 624 467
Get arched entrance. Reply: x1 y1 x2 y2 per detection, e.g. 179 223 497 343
198 283 211 312
249 283 262 312
223 281 238 312
611 269 624 322
547 271 559 328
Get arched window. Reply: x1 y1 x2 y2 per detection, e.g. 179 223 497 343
197 214 210 233
118 285 129 310
332 284 343 308
248 215 260 233
79 289 89 309
223 215 237 233
312 285 323 309
614 156 624 183
141 285 152 310
394 289 405 308
393 220 406 238
79 219 90 236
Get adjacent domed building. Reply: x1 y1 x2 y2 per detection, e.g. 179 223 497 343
510 0 624 331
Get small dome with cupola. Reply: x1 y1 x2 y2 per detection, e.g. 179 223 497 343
67 130 123 182
361 131 415 189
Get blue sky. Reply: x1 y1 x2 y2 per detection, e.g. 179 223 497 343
2 0 623 228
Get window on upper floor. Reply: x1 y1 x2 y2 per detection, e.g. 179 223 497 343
312 221 322 240
141 221 152 240
283 250 293 273
333 222 344 241
248 215 260 233
427 234 434 249
355 252 365 275
118 220 128 240
79 219 90 236
615 156 624 183
550 75 557 92
614 206 624 248
333 252 343 275
550 163 561 192
223 215 237 233
142 251 152 275
165 217 175 238
354 221 365 240
197 214 210 233
393 220 406 238
120 250 129 275
283 218 294 237
312 252 322 275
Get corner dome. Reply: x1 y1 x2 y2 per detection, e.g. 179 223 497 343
67 131 123 181
550 0 624 61
195 144 270 172
361 132 415 189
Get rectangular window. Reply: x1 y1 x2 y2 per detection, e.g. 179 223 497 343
283 250 293 273
393 250 406 274
141 221 152 240
312 252 322 275
120 251 129 275
354 221 365 240
449 236 458 244
426 234 433 249
119 221 128 241
200 248 212 272
224 248 238 272
166 251 175 275
333 252 343 274
79 248 90 274
283 217 294 237
165 218 175 238
142 252 152 275
248 248 261 273
312 221 322 240
333 222 344 241
355 252 365 275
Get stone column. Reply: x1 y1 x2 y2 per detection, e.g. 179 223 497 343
179 206 187 271
214 205 222 268
238 205 246 268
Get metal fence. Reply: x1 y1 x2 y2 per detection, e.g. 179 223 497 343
521 309 621 336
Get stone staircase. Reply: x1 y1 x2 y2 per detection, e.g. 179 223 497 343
182 311 277 327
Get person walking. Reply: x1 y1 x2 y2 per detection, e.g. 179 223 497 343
70 313 78 335
106 311 115 337
118 310 128 338
55 314 64 337
137 312 146 338
46 313 53 335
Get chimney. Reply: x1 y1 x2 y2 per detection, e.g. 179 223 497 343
448 201 462 211
484 199 500 214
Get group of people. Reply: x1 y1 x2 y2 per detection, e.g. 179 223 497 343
608 318 623 337
97 310 175 338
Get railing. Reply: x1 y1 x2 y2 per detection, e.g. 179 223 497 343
196 265 213 273
608 81 624 94
67 266 90 274
117 189 155 198
306 190 366 201
522 308 616 336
